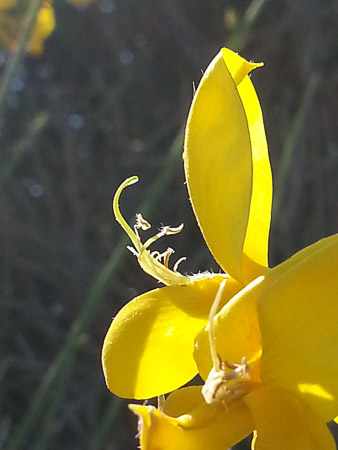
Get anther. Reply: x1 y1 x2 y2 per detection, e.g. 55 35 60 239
135 213 151 230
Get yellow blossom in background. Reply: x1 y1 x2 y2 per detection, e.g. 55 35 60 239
102 48 273 400
0 0 55 56
28 1 55 56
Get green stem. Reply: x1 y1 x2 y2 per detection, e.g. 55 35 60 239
90 397 124 450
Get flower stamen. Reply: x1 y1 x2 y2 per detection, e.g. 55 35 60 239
173 256 187 272
135 213 151 231
113 177 188 285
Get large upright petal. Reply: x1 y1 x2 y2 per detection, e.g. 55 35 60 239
102 275 241 399
184 48 271 283
258 234 338 421
223 49 272 281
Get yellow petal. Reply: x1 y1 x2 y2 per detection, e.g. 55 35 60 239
194 275 263 381
259 234 338 421
102 275 241 399
28 4 55 56
162 386 205 418
184 48 270 283
223 49 272 280
130 390 253 450
244 386 336 450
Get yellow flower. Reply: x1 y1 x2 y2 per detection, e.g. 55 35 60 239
28 1 55 56
102 48 273 400
103 47 338 447
130 233 338 449
0 0 55 56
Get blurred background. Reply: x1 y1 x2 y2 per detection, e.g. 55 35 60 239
1 0 338 448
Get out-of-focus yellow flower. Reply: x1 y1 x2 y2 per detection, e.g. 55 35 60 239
102 48 272 400
28 1 55 56
0 0 55 56
131 233 338 449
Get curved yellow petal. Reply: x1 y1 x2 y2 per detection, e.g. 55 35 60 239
223 49 272 280
259 234 338 421
162 386 205 418
130 390 253 450
102 275 241 399
194 275 263 381
184 48 270 283
245 387 336 450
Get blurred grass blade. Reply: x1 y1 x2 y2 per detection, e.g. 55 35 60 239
33 336 86 450
0 0 43 119
90 397 124 450
228 0 270 51
0 112 48 189
7 128 184 450
272 74 320 222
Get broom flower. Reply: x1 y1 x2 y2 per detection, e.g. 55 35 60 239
102 48 272 400
102 47 338 448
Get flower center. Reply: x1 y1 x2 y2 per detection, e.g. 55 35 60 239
202 279 259 408
113 177 188 285
202 356 253 407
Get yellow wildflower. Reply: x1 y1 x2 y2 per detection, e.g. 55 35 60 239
102 48 272 400
0 0 55 56
28 1 55 56
103 47 338 447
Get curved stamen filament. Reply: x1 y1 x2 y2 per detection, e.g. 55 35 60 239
113 177 141 251
113 177 188 286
